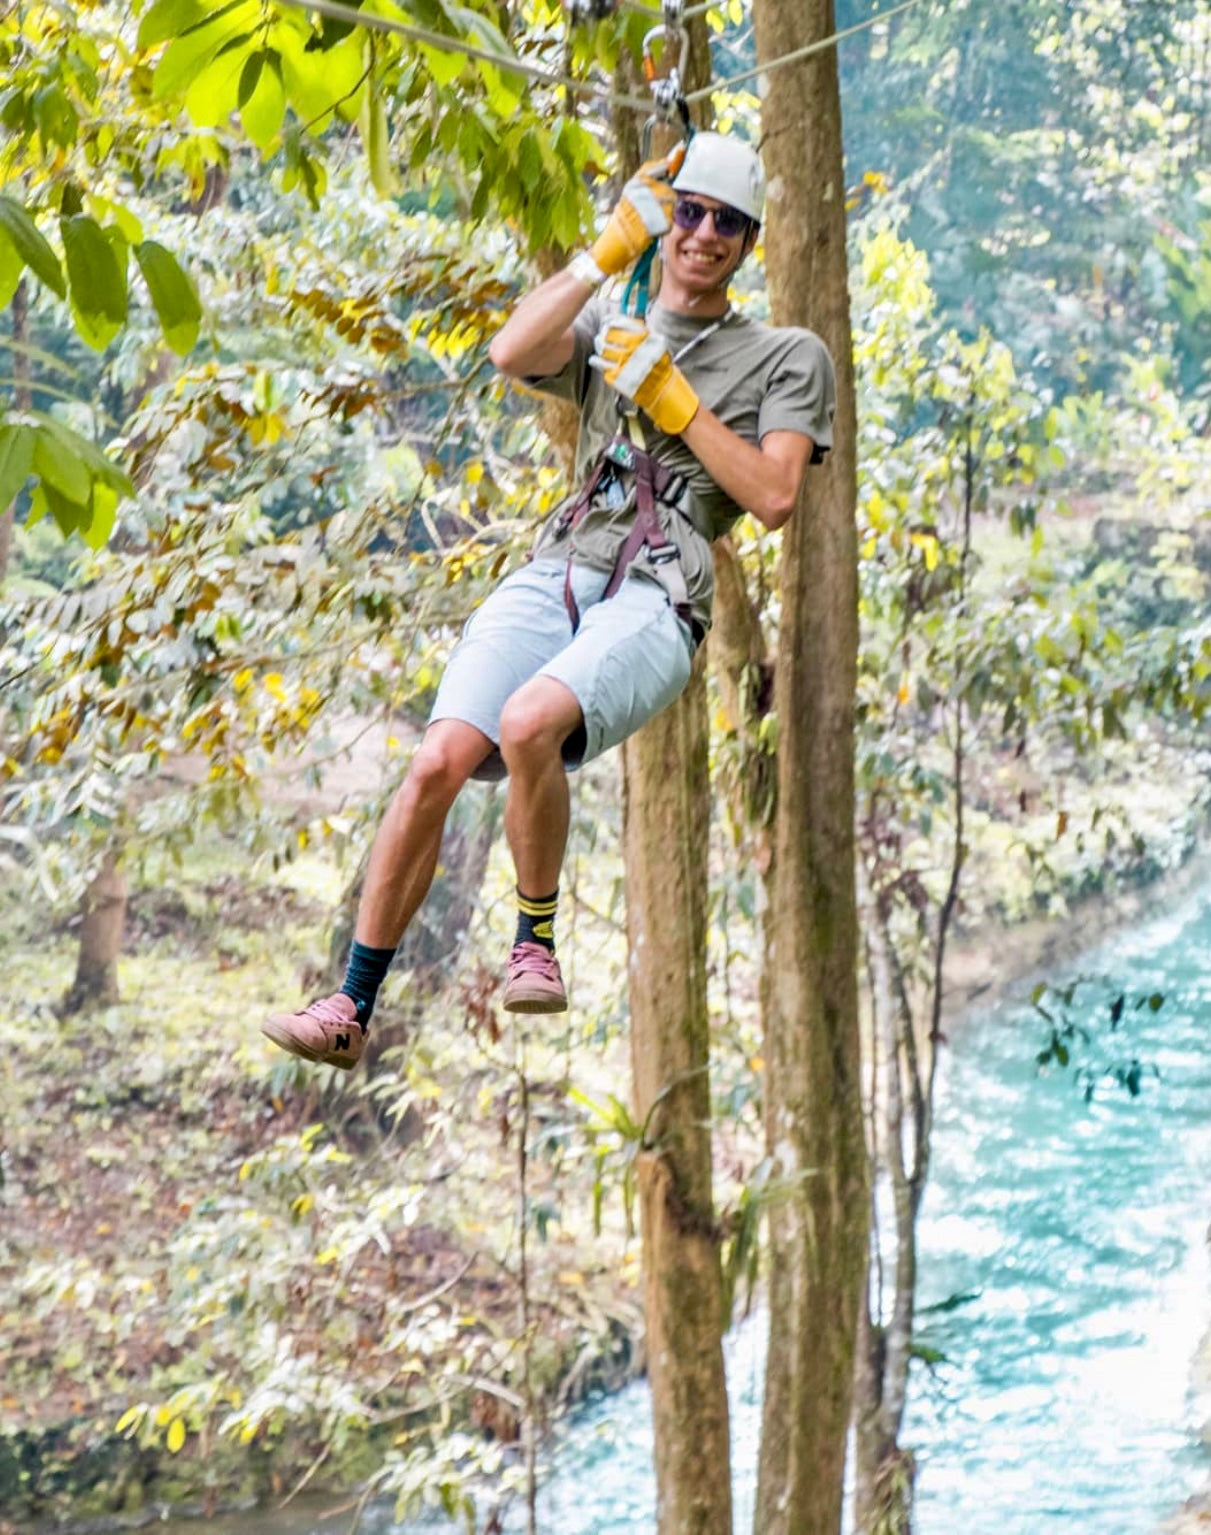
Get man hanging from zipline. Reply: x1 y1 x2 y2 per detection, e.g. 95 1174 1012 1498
263 131 836 1071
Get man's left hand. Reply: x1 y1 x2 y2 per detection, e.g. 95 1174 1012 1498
590 318 700 435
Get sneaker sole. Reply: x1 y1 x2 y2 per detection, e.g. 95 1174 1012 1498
261 1018 359 1071
502 991 569 1014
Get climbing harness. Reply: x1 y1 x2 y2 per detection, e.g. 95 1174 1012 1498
560 0 714 645
557 313 731 647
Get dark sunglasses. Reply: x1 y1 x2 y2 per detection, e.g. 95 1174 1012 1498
672 197 752 240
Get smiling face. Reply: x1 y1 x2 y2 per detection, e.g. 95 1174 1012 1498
658 194 757 315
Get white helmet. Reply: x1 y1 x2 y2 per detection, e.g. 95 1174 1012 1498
672 132 765 225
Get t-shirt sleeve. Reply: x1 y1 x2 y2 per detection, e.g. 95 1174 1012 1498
520 298 602 408
757 329 837 464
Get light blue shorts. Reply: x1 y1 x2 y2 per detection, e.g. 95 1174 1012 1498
430 557 696 782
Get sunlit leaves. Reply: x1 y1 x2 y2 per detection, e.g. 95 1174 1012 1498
237 49 287 150
150 2 259 101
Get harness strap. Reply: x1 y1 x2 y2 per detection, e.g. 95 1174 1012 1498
560 433 695 639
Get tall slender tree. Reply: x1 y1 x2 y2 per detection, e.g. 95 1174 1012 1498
752 3 868 1531
618 15 733 1530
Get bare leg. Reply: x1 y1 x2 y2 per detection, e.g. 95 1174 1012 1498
498 676 584 897
355 719 494 948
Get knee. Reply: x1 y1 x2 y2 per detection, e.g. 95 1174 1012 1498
399 735 471 815
498 691 563 768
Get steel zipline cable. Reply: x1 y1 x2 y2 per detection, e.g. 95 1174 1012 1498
271 0 932 117
683 0 929 101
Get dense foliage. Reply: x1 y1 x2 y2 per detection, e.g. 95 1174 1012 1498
1 0 1210 1528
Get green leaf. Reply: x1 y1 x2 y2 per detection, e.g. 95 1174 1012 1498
33 83 78 149
185 45 247 128
61 216 128 350
152 3 258 99
35 414 134 496
138 0 226 50
0 197 65 298
240 52 286 151
277 24 358 127
83 480 119 550
418 42 466 89
0 238 23 311
0 422 34 510
34 423 91 505
135 240 202 355
237 49 264 108
34 479 91 538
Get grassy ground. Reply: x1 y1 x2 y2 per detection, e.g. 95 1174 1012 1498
0 788 654 1528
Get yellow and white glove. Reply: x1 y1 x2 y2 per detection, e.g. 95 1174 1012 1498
590 316 700 434
572 148 685 287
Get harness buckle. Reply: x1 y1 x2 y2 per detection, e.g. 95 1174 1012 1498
658 471 686 507
646 543 679 566
605 437 639 472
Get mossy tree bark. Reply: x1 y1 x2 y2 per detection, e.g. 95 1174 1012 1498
622 651 732 1535
617 18 732 1530
752 2 869 1531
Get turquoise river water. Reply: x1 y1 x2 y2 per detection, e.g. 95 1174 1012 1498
142 884 1211 1534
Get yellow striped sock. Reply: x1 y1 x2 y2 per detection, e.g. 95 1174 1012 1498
515 888 558 952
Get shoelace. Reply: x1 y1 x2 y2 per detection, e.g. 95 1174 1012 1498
305 994 359 1024
509 942 561 977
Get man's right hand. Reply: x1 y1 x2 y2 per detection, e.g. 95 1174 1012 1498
589 147 684 277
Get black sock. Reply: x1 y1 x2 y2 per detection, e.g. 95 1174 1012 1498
515 888 558 952
340 940 396 1028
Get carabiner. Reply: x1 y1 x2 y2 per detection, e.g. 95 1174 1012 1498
641 22 690 100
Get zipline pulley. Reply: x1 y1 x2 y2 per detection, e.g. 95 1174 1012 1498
625 0 691 320
640 0 690 141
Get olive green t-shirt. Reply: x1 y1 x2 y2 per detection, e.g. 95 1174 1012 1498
525 297 837 630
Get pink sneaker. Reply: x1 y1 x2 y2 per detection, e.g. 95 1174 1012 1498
262 993 365 1071
502 942 568 1014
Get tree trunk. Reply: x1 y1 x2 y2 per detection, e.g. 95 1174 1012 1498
753 4 868 1533
853 884 917 1534
62 848 127 1014
622 653 732 1535
615 20 733 1532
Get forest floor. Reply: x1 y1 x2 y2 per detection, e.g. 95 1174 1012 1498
0 767 654 1531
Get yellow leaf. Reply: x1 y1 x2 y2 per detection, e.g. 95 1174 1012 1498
557 1270 585 1286
166 1418 186 1454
